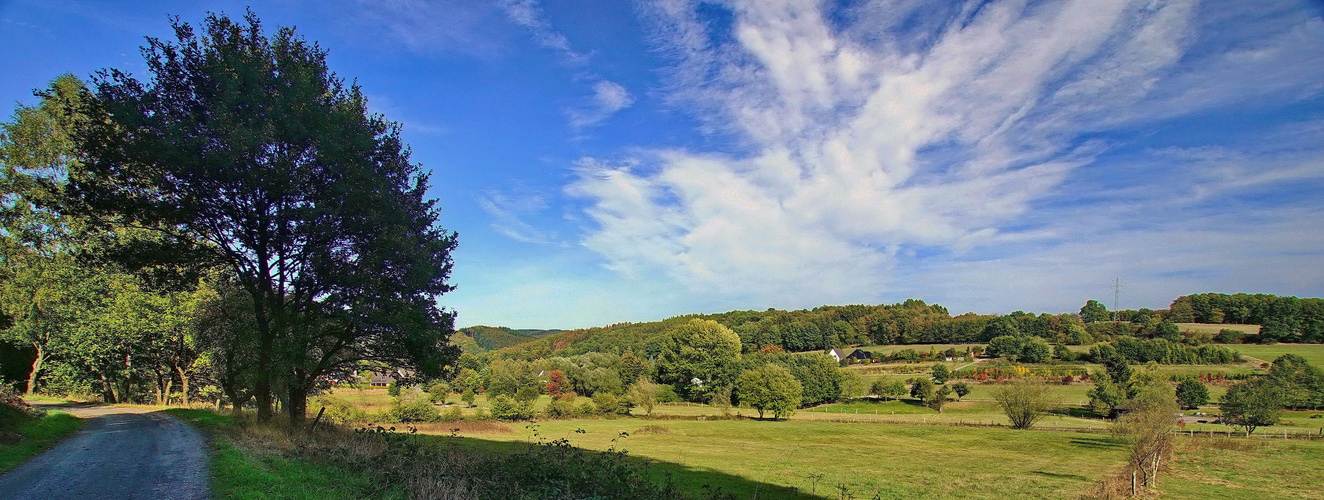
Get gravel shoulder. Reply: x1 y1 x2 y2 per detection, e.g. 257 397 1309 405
0 403 209 500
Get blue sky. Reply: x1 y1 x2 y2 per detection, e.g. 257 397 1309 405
3 0 1323 329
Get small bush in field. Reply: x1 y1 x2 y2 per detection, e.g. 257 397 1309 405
544 399 575 419
427 382 449 403
593 393 622 415
575 401 599 417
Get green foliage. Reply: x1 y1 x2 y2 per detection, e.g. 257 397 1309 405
489 395 535 421
1053 343 1075 361
515 385 540 404
427 382 450 403
1019 338 1051 363
69 11 460 423
313 395 368 425
992 380 1058 429
952 382 971 401
386 381 401 397
909 379 935 403
654 319 741 402
1171 293 1324 343
1088 371 1127 416
928 386 953 413
592 393 624 415
544 398 575 419
839 371 866 399
1267 354 1324 409
461 389 476 407
1080 300 1111 323
765 353 842 406
625 378 661 416
381 396 439 423
930 364 950 384
1220 377 1284 435
986 335 1021 359
1175 378 1210 409
736 364 802 420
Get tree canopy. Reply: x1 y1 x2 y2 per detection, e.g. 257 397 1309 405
736 364 801 420
66 11 458 425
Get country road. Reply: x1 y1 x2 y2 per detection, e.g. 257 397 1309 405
0 403 209 500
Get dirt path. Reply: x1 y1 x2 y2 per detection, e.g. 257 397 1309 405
0 403 208 500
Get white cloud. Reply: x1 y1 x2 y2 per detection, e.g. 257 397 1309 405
568 80 636 128
478 189 559 245
568 0 1324 310
497 0 588 62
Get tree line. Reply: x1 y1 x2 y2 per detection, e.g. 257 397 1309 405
0 12 459 427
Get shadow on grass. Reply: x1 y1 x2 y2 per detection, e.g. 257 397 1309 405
166 409 821 500
1031 470 1089 481
1068 436 1125 450
447 435 817 499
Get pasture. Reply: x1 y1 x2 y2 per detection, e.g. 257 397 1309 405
449 417 1324 499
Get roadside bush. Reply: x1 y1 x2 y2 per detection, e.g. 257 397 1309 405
1175 378 1209 409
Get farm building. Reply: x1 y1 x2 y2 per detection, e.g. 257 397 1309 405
829 348 872 362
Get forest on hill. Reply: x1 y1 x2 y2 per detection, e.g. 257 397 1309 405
450 326 560 354
497 293 1324 360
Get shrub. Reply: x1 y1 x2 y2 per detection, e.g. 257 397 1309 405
313 395 368 424
1216 329 1245 344
386 381 401 397
574 401 599 417
461 389 476 407
383 397 439 423
427 382 449 403
656 385 681 403
515 385 540 403
489 395 535 421
438 405 463 422
593 393 622 415
544 398 575 419
992 380 1058 429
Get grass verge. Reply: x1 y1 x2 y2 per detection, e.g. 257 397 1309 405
165 409 402 499
0 412 83 473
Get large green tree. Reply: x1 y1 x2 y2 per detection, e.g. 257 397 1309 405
0 75 90 395
654 319 741 401
1219 377 1283 436
68 12 459 425
736 364 801 420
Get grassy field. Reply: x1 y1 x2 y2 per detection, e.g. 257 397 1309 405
1179 323 1260 335
468 418 1129 499
0 411 83 473
1221 343 1324 366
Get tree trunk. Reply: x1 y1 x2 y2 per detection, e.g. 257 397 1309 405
287 386 308 430
26 343 44 395
224 386 251 417
174 364 190 407
101 373 118 404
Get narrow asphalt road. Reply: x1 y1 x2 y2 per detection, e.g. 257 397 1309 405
0 403 209 500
